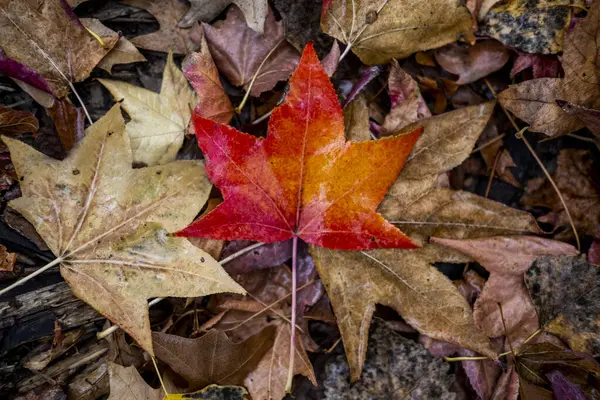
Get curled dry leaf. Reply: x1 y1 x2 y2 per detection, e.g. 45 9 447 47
122 0 203 54
80 18 146 73
0 244 16 272
434 40 510 85
0 0 118 98
321 0 475 65
323 322 456 399
3 105 243 355
178 0 268 33
183 32 235 125
526 255 600 354
498 0 600 136
203 6 300 97
153 326 276 389
432 236 578 345
99 52 198 166
479 0 571 54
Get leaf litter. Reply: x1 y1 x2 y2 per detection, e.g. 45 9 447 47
1 0 600 399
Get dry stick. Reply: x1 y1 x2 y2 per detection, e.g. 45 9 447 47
471 133 506 154
151 356 169 397
484 149 502 198
285 235 299 393
95 242 266 339
484 79 581 251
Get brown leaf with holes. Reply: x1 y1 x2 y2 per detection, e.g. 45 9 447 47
0 0 118 98
498 0 600 136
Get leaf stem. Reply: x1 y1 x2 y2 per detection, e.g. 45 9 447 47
0 256 63 297
285 235 299 393
151 356 169 396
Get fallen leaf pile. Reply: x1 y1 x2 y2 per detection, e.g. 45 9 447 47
1 0 600 399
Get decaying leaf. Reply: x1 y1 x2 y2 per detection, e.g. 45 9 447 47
273 0 333 51
178 0 268 33
521 149 600 239
434 40 510 85
99 52 198 166
123 0 203 54
479 0 571 54
203 6 300 96
183 32 235 125
322 321 456 399
498 1 600 136
3 105 243 355
152 326 276 388
0 0 118 98
321 0 475 65
526 255 600 354
432 236 578 345
80 18 146 73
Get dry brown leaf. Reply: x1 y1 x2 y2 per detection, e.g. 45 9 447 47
522 149 600 239
0 244 16 272
204 6 300 96
380 60 431 136
107 363 164 400
343 93 370 142
434 40 510 85
80 18 146 73
321 41 341 77
321 0 475 65
152 326 276 388
46 98 84 151
183 32 235 125
179 0 268 33
123 0 203 54
0 0 118 98
467 0 503 21
432 236 578 345
0 106 39 137
498 1 600 136
3 105 243 355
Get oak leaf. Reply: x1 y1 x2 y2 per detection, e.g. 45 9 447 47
431 236 578 345
321 0 475 65
498 0 600 136
312 102 541 381
2 105 244 355
152 326 276 388
178 0 268 33
203 6 300 97
99 52 198 166
179 43 421 250
0 0 118 98
122 0 203 54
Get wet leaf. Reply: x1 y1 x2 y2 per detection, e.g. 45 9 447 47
322 321 456 399
203 6 300 97
153 326 276 388
179 44 421 250
526 255 600 354
0 0 118 98
179 0 268 33
99 52 198 166
321 0 475 65
123 0 203 54
498 1 600 136
479 0 571 54
3 105 243 355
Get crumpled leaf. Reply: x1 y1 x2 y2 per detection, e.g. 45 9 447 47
107 363 163 400
322 321 456 399
379 60 431 136
521 149 600 239
179 44 421 250
3 105 244 355
0 106 38 137
80 18 146 73
479 0 571 54
99 52 198 166
434 40 510 85
123 0 203 54
321 0 475 65
182 32 235 125
178 0 268 33
432 236 578 345
0 0 118 98
153 326 276 388
203 6 300 96
526 255 600 354
498 1 600 136
165 385 250 400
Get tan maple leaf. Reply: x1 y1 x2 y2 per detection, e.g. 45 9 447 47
2 105 244 355
99 52 198 166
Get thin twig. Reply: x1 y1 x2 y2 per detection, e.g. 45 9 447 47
151 356 169 397
485 150 502 198
471 133 506 154
285 235 299 393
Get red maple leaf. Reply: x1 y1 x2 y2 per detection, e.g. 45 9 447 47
178 43 421 251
